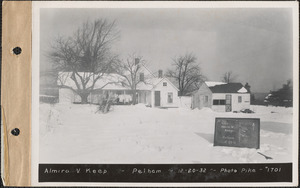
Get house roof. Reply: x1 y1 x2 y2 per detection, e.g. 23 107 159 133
209 83 249 93
152 77 180 91
205 81 227 87
58 71 179 91
135 77 161 90
58 72 129 90
92 74 127 90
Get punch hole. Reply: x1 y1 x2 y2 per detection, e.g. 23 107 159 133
11 128 20 136
12 47 22 55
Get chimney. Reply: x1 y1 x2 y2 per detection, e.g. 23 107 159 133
135 58 140 65
158 70 163 78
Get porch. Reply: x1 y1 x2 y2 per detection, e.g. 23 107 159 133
89 89 152 106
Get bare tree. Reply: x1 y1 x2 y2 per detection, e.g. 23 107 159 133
221 71 238 83
166 53 205 96
48 19 119 104
115 54 148 105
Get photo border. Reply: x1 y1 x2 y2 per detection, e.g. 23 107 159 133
31 1 299 187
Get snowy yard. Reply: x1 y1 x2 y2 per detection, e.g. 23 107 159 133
39 103 293 163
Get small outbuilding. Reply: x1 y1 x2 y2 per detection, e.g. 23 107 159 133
191 81 250 112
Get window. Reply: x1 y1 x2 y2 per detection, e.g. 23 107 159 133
220 100 225 105
213 99 225 105
205 96 208 103
225 95 231 105
213 100 218 105
238 96 242 103
168 92 173 103
163 82 167 86
139 73 144 82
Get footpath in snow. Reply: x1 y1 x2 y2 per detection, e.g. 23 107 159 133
39 103 293 164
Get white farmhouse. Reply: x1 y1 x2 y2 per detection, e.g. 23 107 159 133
57 65 179 108
191 81 250 112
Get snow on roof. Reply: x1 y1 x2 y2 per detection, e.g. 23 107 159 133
151 77 180 91
237 87 248 93
57 72 179 91
58 72 129 90
136 82 151 90
209 83 249 93
205 81 227 87
137 77 175 90
93 74 128 90
136 80 156 90
140 78 161 90
151 78 165 86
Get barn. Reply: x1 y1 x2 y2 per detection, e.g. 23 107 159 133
191 81 250 112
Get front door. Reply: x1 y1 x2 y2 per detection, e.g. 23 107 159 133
225 94 232 112
136 93 139 104
154 91 160 106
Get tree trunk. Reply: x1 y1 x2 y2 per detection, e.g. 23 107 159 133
132 89 137 105
103 92 113 113
80 93 89 104
178 90 183 97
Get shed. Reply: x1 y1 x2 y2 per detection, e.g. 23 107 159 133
192 82 250 112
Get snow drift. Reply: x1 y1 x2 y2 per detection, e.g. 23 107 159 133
39 103 293 164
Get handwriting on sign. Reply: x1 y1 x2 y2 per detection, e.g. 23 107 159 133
214 118 260 149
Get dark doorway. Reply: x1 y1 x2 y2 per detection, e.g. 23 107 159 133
154 91 161 106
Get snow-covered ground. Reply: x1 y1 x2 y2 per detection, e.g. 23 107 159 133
39 103 293 163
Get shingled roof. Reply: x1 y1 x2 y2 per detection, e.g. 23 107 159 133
209 83 248 93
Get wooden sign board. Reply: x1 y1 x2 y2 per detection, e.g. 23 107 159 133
214 118 260 149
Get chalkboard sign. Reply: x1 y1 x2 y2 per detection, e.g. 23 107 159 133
214 118 260 149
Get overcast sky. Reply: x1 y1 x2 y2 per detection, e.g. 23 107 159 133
40 8 293 93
